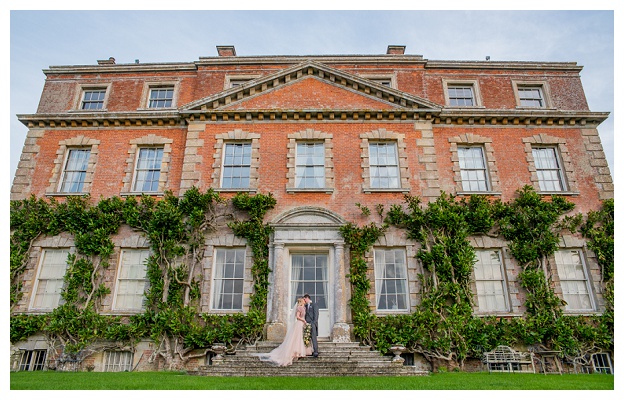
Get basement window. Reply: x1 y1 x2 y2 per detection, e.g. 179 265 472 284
19 350 47 371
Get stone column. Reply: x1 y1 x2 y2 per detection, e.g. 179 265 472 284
332 241 350 342
266 243 286 341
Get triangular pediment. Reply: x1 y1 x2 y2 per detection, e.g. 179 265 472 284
181 61 441 112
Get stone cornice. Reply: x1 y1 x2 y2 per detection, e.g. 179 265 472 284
425 60 583 72
43 63 198 75
17 111 183 129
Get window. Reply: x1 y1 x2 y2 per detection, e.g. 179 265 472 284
458 146 490 192
555 249 594 311
517 87 545 107
81 89 106 110
59 149 91 193
295 142 325 189
30 249 69 310
532 147 566 192
591 353 613 374
291 254 329 309
221 143 251 189
371 78 392 87
369 142 400 189
104 351 133 372
229 78 251 88
19 350 47 371
148 87 174 108
374 249 409 311
212 249 245 311
132 148 164 193
448 85 475 107
474 250 509 313
113 249 150 312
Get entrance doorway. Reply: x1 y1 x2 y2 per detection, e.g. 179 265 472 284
290 253 331 338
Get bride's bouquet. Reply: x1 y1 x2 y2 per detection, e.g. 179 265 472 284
303 323 312 347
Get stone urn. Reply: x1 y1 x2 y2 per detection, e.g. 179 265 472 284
211 343 227 365
389 345 406 364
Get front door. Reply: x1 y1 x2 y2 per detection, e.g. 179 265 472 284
290 253 330 338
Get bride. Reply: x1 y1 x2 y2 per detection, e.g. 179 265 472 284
256 297 312 366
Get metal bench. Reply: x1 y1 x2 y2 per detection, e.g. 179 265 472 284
482 345 535 373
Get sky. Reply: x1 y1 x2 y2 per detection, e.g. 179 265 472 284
5 5 619 189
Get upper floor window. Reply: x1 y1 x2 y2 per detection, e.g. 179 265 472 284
555 249 595 312
148 87 174 108
518 87 545 107
296 142 325 189
369 142 400 189
112 249 150 312
221 142 251 189
374 248 409 311
448 85 475 107
224 74 261 89
132 147 164 193
60 148 91 193
458 146 490 192
81 89 107 110
532 147 566 192
474 250 509 313
30 249 69 311
212 248 245 311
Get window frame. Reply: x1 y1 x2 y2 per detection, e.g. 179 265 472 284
295 141 326 189
373 248 410 313
140 81 179 110
554 249 596 312
457 145 491 192
473 249 510 314
29 248 70 311
131 147 164 193
359 74 397 89
224 74 261 89
369 141 401 189
19 350 47 371
443 79 483 108
104 350 134 372
73 83 111 111
211 248 246 311
80 89 107 110
220 142 252 189
512 80 552 109
58 148 91 193
532 146 567 192
111 249 150 313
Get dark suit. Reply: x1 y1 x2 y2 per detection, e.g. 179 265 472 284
304 301 319 355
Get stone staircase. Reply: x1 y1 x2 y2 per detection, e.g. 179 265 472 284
190 341 429 377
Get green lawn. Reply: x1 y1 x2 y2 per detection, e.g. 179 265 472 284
10 371 613 390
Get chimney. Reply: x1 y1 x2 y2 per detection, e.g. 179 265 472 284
217 46 236 57
386 45 406 55
97 57 116 65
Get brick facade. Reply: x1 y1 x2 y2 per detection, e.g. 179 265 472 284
10 46 612 372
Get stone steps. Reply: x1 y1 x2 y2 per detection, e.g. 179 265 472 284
189 341 429 377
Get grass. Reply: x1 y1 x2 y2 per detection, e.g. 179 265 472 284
10 371 614 390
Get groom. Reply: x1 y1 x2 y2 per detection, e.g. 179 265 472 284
303 294 319 357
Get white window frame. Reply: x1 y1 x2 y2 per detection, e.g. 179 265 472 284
131 147 164 193
374 248 409 312
458 146 490 192
369 142 400 189
58 148 91 193
295 141 326 189
555 249 595 312
532 147 567 192
112 249 150 313
104 351 134 372
359 74 397 89
224 74 261 89
473 249 510 313
512 81 552 109
80 89 107 110
211 248 246 311
140 81 179 110
148 87 175 108
443 79 482 108
29 249 70 311
19 350 47 371
220 142 252 189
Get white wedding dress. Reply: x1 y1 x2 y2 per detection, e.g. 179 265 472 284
256 305 312 366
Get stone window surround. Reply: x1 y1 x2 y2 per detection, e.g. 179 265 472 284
286 129 334 193
121 134 173 195
72 83 112 111
138 80 180 110
202 234 252 314
442 78 484 108
372 247 410 313
358 73 397 89
28 247 71 312
523 134 579 195
46 136 100 196
360 129 410 193
211 129 261 192
224 73 262 89
471 248 512 314
511 80 553 109
449 133 502 195
110 248 151 314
